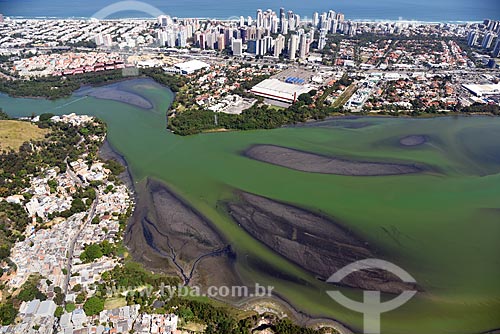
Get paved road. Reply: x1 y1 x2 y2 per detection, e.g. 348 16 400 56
62 192 99 296
64 157 84 187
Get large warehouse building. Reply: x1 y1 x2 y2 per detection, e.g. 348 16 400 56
174 59 210 74
250 78 314 104
462 83 500 97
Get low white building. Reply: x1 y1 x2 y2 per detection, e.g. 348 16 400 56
174 59 210 74
36 301 57 317
462 83 500 97
250 78 314 104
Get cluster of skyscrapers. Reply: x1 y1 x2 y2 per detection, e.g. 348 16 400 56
153 7 349 60
467 19 500 57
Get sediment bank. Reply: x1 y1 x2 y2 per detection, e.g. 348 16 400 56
224 191 419 294
244 144 426 176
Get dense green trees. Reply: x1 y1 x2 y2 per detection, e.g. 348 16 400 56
0 246 9 260
0 108 10 120
100 262 180 289
17 276 47 302
54 306 64 318
55 186 96 218
54 290 65 305
168 98 341 136
462 103 500 115
75 291 87 304
0 202 30 265
83 296 104 316
80 240 119 263
0 303 17 325
104 159 125 176
39 113 55 122
0 70 126 100
163 298 332 334
0 68 187 99
79 243 103 263
65 303 76 312
139 68 186 92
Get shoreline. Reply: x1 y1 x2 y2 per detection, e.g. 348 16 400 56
94 132 360 333
124 177 359 333
286 112 500 127
98 138 136 199
235 295 354 334
2 16 488 24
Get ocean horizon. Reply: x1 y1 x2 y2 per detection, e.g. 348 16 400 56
0 0 499 22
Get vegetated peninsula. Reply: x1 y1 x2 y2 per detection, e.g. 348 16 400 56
0 68 186 100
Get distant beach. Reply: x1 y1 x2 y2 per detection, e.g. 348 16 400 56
0 0 497 22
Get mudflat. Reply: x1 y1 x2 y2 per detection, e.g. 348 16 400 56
74 82 153 109
224 191 419 294
399 135 428 147
125 179 239 287
245 144 424 176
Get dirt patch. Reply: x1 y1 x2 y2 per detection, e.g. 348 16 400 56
224 191 419 294
244 145 425 176
400 135 427 147
125 179 240 288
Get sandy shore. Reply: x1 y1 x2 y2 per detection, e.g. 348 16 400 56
245 144 426 176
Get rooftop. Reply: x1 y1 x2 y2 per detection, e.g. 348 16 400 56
174 59 210 74
462 83 500 97
251 78 314 103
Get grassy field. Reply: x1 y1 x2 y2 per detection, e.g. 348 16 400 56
104 297 127 310
179 322 206 333
0 120 49 152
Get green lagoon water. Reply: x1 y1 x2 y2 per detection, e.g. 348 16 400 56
1 79 500 333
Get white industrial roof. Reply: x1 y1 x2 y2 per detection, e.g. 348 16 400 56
36 300 57 317
174 59 210 73
462 83 500 97
250 78 313 103
23 300 41 315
